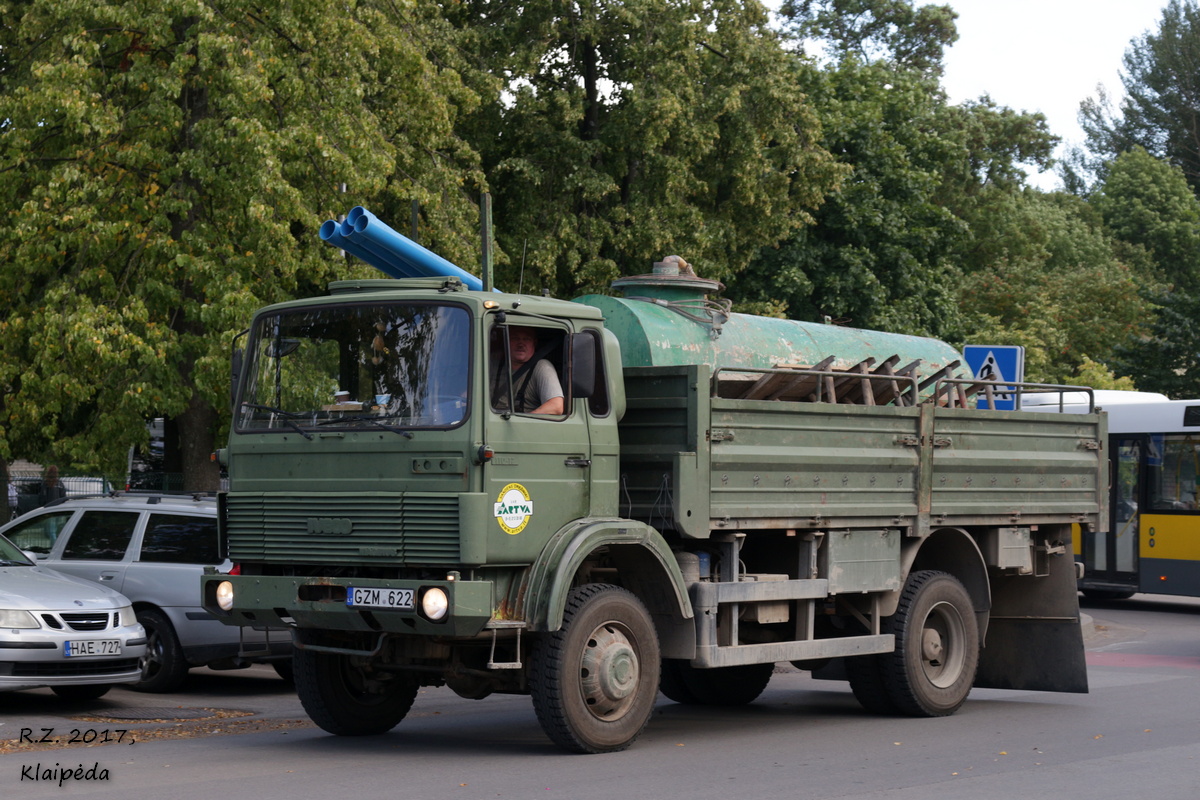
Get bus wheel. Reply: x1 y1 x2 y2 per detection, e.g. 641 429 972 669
294 649 418 736
659 660 773 706
882 570 979 717
530 584 660 753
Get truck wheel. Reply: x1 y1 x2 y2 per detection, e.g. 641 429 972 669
659 660 773 706
882 570 979 717
845 655 899 715
51 684 111 701
659 659 700 704
132 609 190 693
294 648 418 736
530 584 661 753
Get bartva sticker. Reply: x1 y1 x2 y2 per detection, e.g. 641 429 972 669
494 483 534 535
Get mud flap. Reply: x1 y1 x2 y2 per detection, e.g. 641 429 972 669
974 532 1089 693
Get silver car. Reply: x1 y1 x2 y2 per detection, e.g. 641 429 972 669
2 493 291 692
0 533 146 699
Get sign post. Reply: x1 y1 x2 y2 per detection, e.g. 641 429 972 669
963 345 1025 410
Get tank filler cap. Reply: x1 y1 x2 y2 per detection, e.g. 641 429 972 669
612 256 731 339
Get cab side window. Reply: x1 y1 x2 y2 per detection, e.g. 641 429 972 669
139 514 220 564
489 325 567 417
61 511 139 561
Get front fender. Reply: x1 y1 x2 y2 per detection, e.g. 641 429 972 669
519 518 693 633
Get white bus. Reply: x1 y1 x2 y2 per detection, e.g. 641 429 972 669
1025 391 1200 599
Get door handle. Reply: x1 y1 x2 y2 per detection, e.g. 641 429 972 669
564 458 591 468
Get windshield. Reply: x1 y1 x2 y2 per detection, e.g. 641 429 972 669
237 302 471 433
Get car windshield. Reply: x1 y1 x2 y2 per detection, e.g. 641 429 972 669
0 535 34 566
236 302 471 433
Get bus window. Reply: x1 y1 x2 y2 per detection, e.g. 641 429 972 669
1146 435 1200 511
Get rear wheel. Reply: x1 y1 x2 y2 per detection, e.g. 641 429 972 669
846 654 899 715
659 660 774 706
530 584 660 753
294 648 418 736
51 684 111 701
881 570 979 717
133 609 189 693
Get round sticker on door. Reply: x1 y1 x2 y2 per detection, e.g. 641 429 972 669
494 483 534 535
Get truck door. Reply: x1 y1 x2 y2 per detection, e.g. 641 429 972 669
484 321 591 563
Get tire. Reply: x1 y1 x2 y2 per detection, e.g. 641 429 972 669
51 684 111 701
272 660 295 683
659 659 701 704
293 648 418 736
1082 588 1136 601
845 654 899 715
881 570 980 717
132 609 190 693
530 584 661 754
659 659 773 706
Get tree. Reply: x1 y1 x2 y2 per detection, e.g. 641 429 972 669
783 0 958 75
1111 289 1200 398
0 0 485 488
730 0 1056 341
957 192 1151 385
1079 0 1200 191
449 0 844 296
1089 146 1200 293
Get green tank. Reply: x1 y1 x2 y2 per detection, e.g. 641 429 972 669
574 256 965 383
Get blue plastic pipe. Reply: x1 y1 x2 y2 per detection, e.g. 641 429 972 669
334 206 485 291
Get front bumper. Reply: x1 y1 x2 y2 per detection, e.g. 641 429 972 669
202 575 495 638
0 625 147 692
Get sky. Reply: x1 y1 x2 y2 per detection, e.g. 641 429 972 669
939 0 1169 189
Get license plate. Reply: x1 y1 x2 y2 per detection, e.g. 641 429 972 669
347 587 414 610
64 639 121 658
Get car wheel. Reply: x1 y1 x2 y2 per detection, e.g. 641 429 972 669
133 609 190 693
51 684 111 701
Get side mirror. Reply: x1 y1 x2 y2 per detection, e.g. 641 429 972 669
570 332 596 400
230 347 244 412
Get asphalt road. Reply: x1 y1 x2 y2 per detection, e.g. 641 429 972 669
2 594 1198 800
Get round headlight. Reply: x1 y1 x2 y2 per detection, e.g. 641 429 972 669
216 580 235 612
421 587 449 621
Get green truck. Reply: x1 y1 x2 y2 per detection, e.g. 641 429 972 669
203 207 1105 753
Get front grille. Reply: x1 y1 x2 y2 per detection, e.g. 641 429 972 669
226 493 460 566
10 659 140 677
58 613 112 632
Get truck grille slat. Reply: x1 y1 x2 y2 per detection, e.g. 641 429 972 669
226 493 460 566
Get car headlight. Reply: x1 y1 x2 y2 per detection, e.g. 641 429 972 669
0 609 40 629
420 587 448 621
216 580 235 612
116 605 136 627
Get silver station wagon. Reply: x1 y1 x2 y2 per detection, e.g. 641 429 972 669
0 533 146 699
2 493 291 692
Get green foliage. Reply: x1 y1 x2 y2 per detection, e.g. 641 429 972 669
450 0 844 297
0 0 484 484
1112 290 1200 398
957 193 1152 385
784 0 958 75
1079 0 1200 190
1090 146 1200 292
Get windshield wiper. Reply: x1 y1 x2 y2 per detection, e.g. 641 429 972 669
241 403 314 440
315 414 414 438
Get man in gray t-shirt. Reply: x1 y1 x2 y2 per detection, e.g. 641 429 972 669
491 326 565 415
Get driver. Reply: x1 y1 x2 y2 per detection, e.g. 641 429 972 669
490 326 564 415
